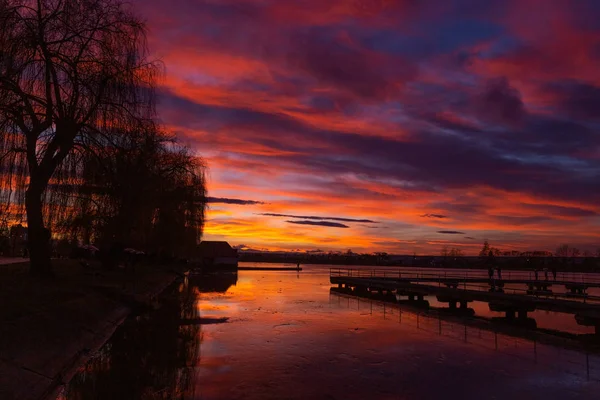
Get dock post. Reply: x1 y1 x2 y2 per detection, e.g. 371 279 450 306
460 301 467 309
587 353 590 381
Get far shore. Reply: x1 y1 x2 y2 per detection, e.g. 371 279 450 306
239 256 600 272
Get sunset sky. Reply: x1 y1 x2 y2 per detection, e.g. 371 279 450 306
137 0 600 255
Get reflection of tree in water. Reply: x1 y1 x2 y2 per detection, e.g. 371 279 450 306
63 281 201 399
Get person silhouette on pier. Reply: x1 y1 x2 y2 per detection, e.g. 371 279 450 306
552 267 557 281
496 266 502 280
534 268 538 281
487 251 496 277
544 268 549 281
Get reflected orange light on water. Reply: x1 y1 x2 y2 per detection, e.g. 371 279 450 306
189 266 600 399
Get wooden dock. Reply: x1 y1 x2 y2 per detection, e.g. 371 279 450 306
239 266 302 271
330 268 600 334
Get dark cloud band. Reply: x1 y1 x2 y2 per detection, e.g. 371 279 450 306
207 197 265 205
286 220 349 228
261 213 377 223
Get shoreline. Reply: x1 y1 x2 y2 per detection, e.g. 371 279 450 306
46 274 180 400
239 259 600 272
0 261 185 400
238 266 302 271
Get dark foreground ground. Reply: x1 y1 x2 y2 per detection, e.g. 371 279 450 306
0 259 184 400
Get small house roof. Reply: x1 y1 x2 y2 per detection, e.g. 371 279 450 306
198 241 237 258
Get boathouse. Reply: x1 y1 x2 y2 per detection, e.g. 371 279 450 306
197 241 238 270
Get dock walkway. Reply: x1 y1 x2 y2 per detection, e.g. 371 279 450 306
330 268 600 333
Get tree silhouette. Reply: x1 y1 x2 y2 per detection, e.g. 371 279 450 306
448 247 464 257
51 125 206 258
479 240 490 257
0 0 161 275
555 244 570 257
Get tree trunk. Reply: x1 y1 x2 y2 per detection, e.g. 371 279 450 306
25 183 53 277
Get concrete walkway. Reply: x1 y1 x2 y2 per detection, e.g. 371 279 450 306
0 260 182 400
0 257 28 265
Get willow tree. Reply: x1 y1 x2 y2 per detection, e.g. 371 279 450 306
56 125 207 258
0 0 160 275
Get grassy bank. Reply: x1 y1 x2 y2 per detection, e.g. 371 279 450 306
0 259 187 400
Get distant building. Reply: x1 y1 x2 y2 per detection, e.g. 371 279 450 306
196 241 238 270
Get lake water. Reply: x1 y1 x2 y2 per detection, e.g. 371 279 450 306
58 263 600 399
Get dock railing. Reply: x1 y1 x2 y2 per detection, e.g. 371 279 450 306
330 267 600 283
329 267 600 304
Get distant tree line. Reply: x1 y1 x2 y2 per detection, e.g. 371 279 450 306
239 250 395 266
0 0 206 275
239 240 600 271
440 240 600 270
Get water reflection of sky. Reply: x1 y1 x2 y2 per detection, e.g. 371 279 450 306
60 263 600 400
193 264 600 399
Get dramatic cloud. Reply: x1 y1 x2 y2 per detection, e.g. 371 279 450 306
437 231 466 235
544 81 600 121
260 213 377 223
286 220 349 228
134 0 600 254
421 214 448 219
207 197 265 205
476 77 525 125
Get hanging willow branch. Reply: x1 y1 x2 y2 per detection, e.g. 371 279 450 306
0 0 207 265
